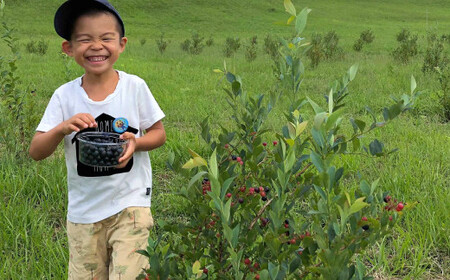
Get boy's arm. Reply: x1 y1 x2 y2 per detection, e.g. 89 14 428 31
117 120 166 167
29 113 97 161
136 120 166 152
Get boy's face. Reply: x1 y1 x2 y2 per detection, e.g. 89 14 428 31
62 13 127 76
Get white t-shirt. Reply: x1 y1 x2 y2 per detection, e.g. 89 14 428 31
36 70 165 223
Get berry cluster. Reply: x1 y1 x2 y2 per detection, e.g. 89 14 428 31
383 195 405 212
249 186 270 201
202 178 211 195
78 135 125 167
230 155 244 165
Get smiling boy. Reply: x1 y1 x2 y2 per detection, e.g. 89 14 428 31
29 1 166 279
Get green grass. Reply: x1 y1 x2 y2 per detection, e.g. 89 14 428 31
1 0 449 279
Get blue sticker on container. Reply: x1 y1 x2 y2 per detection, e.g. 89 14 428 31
113 117 129 133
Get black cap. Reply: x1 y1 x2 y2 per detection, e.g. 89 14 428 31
54 0 125 40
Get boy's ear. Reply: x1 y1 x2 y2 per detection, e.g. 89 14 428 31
119 37 128 53
62 41 73 56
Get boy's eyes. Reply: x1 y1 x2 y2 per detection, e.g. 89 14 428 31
76 38 114 43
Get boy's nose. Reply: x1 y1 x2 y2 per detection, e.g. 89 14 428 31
91 40 103 50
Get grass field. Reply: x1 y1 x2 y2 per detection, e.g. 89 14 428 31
0 0 449 279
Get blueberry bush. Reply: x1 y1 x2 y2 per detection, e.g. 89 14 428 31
137 1 419 279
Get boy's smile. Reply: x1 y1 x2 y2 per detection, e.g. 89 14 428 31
62 13 127 77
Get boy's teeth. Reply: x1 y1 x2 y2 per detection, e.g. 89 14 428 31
89 56 106 61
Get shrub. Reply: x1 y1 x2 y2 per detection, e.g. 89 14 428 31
181 33 205 55
140 38 146 46
0 22 38 159
422 32 448 73
353 29 375 52
306 32 323 68
206 36 214 47
436 66 450 121
137 2 419 279
155 33 169 55
360 29 375 44
244 36 258 62
223 37 241 58
25 39 48 55
322 30 342 59
392 28 418 63
353 38 364 52
180 39 191 52
263 34 280 61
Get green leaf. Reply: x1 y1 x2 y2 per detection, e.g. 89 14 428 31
349 64 358 81
349 197 369 215
209 149 218 179
289 256 302 274
411 75 416 94
285 148 296 173
295 8 311 35
313 112 328 130
231 225 240 248
296 121 308 137
221 176 237 199
359 180 371 196
314 185 327 201
325 110 344 130
223 198 232 223
369 139 384 156
310 150 325 172
188 171 208 187
192 260 201 274
268 262 280 279
284 0 296 16
307 97 325 114
328 88 334 113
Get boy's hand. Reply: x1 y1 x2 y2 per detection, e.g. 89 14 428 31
62 113 97 135
116 132 136 168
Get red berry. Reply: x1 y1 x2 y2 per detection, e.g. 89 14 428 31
240 186 246 192
226 193 232 198
236 157 242 162
262 142 267 146
289 238 296 244
396 202 404 211
253 262 259 269
299 234 305 239
259 186 264 192
362 216 368 221
284 223 289 228
224 144 230 149
273 141 278 146
260 191 266 197
145 275 150 280
389 216 393 221
249 187 255 195
239 161 244 165
255 275 260 280
305 231 311 237
244 258 251 265
383 195 391 203
203 268 208 274
216 233 221 238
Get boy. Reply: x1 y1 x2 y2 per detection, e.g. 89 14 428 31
29 0 166 279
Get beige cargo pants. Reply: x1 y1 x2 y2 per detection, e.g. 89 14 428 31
67 207 153 280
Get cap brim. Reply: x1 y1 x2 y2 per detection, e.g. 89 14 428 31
54 0 125 40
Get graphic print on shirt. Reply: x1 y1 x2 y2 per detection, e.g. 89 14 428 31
71 113 138 177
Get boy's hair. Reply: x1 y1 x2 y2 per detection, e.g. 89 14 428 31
54 0 125 41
